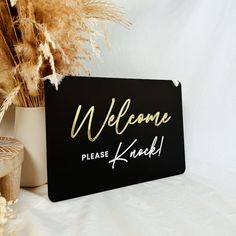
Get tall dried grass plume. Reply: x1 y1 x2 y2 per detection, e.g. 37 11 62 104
0 0 129 122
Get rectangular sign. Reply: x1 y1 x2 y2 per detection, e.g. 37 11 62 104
45 77 185 202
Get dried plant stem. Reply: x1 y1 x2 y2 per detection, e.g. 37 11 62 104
0 30 17 66
4 0 19 43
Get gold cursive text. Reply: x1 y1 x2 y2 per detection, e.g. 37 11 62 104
71 98 171 142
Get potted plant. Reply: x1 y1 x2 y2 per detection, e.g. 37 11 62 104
0 0 129 187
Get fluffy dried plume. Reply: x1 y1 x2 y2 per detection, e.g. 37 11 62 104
0 0 130 114
0 85 20 123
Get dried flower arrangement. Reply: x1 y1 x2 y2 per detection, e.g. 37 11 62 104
0 0 129 122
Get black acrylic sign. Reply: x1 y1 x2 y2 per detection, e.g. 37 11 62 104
45 77 185 202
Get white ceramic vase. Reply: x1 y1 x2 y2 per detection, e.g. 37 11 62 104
14 107 47 187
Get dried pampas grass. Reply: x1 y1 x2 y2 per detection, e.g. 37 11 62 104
0 0 129 121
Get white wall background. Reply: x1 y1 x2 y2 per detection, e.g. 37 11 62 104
87 0 236 196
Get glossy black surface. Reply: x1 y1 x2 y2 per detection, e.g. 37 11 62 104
45 77 185 202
